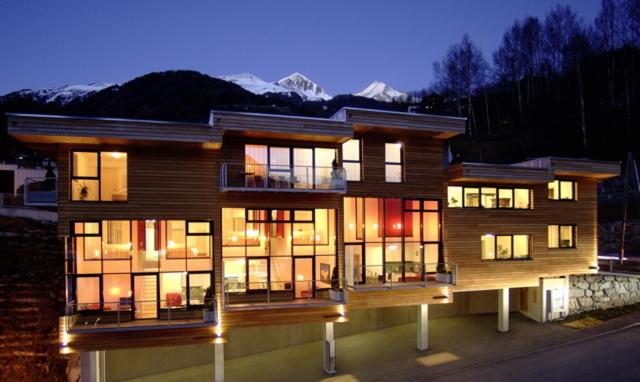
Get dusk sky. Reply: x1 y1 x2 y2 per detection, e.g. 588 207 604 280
0 0 600 95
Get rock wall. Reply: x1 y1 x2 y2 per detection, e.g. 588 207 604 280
569 273 640 314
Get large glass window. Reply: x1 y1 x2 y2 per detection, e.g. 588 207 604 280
548 180 577 200
385 143 403 183
342 139 361 181
71 151 127 201
448 186 532 209
481 234 530 260
343 197 441 284
548 225 576 248
222 208 337 296
71 219 213 316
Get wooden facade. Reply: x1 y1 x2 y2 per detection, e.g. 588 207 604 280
7 109 619 352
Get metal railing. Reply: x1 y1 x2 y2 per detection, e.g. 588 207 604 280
349 262 458 289
24 176 57 206
220 163 347 193
223 278 347 309
64 297 217 331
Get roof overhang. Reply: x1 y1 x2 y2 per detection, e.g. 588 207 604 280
516 157 621 180
7 113 223 150
447 162 554 184
210 110 352 143
331 107 466 139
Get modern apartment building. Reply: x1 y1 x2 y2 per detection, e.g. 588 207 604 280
7 108 620 381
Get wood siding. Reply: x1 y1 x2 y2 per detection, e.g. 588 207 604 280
443 178 599 291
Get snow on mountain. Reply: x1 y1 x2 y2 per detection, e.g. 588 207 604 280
354 81 408 102
15 83 114 105
274 72 331 101
217 73 294 97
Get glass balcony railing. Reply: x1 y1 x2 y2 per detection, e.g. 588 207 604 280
24 176 57 206
220 163 347 193
223 278 347 309
64 298 217 332
348 262 458 290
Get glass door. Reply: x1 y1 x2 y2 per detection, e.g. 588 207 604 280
293 148 313 189
269 147 291 189
293 257 314 298
133 274 158 319
345 244 364 286
247 258 268 292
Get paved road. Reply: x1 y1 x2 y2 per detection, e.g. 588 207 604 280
427 325 640 382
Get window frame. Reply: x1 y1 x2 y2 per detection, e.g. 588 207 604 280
548 180 577 201
70 150 128 203
384 142 403 183
548 224 577 249
481 234 531 261
447 185 532 210
342 138 362 182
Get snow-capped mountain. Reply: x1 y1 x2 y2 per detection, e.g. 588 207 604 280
217 73 294 97
274 72 331 101
354 81 408 102
14 83 114 105
217 72 331 101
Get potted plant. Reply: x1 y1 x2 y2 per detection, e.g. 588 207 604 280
202 287 216 323
435 264 453 283
79 184 89 200
328 267 344 301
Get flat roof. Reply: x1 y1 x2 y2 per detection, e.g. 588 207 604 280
7 113 223 149
516 157 621 179
331 107 466 139
447 162 554 184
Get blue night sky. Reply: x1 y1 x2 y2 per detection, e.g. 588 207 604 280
0 0 599 95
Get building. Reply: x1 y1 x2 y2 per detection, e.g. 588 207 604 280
7 109 620 381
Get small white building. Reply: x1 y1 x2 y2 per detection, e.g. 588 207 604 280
0 163 57 196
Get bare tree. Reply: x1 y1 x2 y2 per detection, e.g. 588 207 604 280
542 5 582 77
433 34 488 137
594 0 622 104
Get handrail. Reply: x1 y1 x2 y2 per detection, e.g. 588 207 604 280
220 162 347 192
24 176 57 206
349 262 458 289
65 297 217 330
222 278 347 309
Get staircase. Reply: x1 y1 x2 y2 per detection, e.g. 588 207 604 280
136 276 157 319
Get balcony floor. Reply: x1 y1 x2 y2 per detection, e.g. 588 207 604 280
349 280 453 291
68 317 215 334
224 298 342 311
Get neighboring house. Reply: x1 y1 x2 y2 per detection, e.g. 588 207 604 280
0 163 57 206
7 109 620 381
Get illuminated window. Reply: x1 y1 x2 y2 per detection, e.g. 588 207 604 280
548 180 577 200
385 143 403 183
464 188 480 207
482 234 530 260
514 189 531 209
447 186 463 207
71 151 127 201
481 188 497 208
449 186 531 209
548 225 576 248
342 139 361 181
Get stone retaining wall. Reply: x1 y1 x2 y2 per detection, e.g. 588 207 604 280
570 273 640 314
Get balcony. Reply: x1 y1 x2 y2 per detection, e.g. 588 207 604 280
220 163 346 193
64 298 217 333
223 279 347 310
24 176 57 206
348 262 458 291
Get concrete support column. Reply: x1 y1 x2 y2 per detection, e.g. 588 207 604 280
80 351 105 382
417 304 429 351
498 288 510 332
323 322 337 375
214 341 224 382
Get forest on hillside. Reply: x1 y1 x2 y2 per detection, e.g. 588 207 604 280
1 0 639 169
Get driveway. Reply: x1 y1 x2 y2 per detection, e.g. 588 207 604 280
123 311 640 382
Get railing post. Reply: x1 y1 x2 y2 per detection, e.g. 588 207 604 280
168 303 171 326
117 303 121 329
267 284 270 305
308 280 312 305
